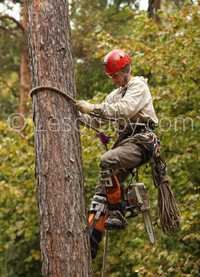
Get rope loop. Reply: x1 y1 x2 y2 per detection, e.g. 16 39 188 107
29 86 76 103
29 85 115 122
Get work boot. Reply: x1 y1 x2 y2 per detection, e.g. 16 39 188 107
90 228 103 259
104 210 127 230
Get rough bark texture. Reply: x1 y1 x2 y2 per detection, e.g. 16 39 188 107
19 46 31 114
19 4 31 114
26 1 91 276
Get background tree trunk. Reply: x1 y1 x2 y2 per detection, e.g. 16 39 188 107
19 4 31 114
19 47 30 114
148 0 161 22
26 1 91 276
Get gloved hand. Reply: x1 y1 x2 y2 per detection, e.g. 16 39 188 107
76 100 94 114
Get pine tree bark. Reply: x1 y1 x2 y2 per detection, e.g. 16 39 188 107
19 4 31 114
26 1 91 276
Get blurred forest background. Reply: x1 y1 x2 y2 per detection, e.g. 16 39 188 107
0 0 199 276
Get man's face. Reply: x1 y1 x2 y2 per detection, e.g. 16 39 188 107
109 71 129 87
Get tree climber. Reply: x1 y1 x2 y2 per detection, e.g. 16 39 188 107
76 49 179 259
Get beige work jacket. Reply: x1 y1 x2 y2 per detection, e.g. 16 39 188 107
81 76 158 129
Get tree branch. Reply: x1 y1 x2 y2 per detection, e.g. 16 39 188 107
0 25 19 36
0 14 25 33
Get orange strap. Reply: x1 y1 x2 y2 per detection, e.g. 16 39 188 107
88 214 106 232
106 175 121 204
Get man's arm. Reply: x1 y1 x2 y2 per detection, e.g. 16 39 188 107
92 81 151 119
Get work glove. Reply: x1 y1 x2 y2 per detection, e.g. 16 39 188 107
76 100 94 114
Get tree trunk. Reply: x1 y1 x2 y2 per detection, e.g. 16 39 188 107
26 1 91 276
19 3 31 115
148 0 161 22
19 45 31 114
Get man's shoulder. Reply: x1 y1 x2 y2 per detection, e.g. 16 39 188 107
105 87 120 102
128 76 148 88
128 76 152 95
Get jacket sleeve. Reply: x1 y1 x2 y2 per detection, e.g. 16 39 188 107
93 81 151 119
78 90 116 127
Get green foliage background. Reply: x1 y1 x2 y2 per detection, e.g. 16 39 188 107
0 2 199 276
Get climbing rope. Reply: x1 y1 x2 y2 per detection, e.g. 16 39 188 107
29 85 115 122
101 230 109 277
29 85 112 146
30 85 76 104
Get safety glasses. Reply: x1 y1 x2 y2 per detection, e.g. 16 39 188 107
107 72 122 79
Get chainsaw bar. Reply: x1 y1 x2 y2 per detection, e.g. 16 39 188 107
142 210 156 244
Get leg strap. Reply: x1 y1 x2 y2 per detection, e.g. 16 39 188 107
106 175 122 205
88 195 107 232
99 161 122 204
100 168 113 188
89 195 107 216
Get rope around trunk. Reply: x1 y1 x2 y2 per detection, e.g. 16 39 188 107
29 86 115 122
29 85 112 145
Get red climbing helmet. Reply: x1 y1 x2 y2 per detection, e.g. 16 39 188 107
103 49 132 76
